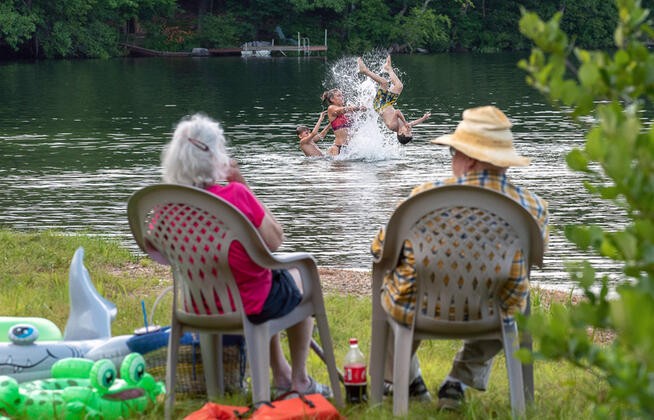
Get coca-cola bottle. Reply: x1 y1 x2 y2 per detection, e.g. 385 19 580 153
343 337 367 403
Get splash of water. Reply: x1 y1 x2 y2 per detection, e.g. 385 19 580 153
324 51 404 162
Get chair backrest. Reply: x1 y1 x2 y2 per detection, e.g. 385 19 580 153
127 184 275 326
375 185 544 336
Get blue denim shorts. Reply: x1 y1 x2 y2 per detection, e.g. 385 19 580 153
247 269 302 324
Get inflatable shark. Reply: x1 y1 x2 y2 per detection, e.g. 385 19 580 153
0 247 134 382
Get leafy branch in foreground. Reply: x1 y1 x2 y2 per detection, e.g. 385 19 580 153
518 0 654 416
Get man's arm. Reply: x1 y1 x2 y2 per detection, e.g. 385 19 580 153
497 250 529 318
408 112 431 128
370 228 386 260
395 109 408 124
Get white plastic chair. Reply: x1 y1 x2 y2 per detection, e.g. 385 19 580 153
368 185 544 417
127 184 343 419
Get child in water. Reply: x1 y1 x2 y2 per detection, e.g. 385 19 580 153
296 111 331 157
358 55 431 144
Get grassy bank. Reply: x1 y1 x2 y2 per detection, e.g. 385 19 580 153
0 229 602 419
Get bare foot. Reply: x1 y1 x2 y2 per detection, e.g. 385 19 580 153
357 57 367 74
383 55 392 73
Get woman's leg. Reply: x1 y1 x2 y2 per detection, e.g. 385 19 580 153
287 317 314 391
270 333 293 390
285 267 313 391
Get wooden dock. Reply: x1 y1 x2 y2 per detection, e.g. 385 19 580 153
121 43 327 57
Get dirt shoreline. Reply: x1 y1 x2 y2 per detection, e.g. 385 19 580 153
317 267 580 302
126 264 580 303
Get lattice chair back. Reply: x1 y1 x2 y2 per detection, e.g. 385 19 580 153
149 201 240 322
129 184 263 327
410 206 521 336
369 184 544 417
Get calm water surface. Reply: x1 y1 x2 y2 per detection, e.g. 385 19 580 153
0 53 626 289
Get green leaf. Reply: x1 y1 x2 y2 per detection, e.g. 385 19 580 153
565 225 604 250
598 186 620 199
566 149 590 172
579 62 601 87
600 237 620 259
579 261 596 290
614 49 630 66
610 231 638 260
586 127 607 161
561 80 581 106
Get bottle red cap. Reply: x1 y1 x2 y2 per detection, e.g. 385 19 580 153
349 338 358 345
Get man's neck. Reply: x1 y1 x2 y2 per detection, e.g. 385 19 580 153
469 161 507 174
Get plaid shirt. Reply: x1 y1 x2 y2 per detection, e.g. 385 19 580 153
371 170 549 327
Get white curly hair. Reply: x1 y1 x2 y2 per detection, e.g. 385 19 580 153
161 113 231 188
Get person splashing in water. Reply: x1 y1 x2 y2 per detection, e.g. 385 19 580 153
358 55 431 145
321 88 365 156
296 111 331 157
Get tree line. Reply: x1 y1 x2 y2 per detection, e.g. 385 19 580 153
1 0 653 59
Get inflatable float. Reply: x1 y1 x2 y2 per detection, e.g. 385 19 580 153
0 352 165 419
0 248 137 383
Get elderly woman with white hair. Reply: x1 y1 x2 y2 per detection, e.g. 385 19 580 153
161 113 332 397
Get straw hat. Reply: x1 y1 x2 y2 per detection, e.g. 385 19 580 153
431 106 530 167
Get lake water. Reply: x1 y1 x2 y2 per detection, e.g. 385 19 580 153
0 52 625 289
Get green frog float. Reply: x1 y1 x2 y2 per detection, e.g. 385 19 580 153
0 353 165 419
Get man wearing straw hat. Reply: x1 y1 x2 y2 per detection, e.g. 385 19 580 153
371 105 549 409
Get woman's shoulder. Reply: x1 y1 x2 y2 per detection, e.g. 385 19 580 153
206 181 249 196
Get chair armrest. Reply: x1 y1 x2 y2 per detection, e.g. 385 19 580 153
270 252 316 265
270 252 322 298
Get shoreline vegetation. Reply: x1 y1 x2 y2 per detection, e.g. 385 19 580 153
2 1 623 60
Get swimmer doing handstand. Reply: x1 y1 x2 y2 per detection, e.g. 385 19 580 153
358 55 430 144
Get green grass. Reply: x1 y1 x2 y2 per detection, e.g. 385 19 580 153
0 229 604 419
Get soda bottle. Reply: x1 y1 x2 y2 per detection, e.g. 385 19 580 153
343 337 367 403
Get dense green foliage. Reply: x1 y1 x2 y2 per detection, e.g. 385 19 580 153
2 0 654 59
519 0 654 416
0 0 176 58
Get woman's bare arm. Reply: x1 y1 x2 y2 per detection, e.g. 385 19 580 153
226 160 284 250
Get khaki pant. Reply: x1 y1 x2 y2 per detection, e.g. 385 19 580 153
384 331 501 391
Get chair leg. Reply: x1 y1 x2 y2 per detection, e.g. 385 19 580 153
199 332 222 399
502 319 526 417
520 330 534 403
165 322 183 420
521 296 534 402
369 318 389 405
314 313 344 407
391 324 413 417
216 334 225 396
245 324 272 403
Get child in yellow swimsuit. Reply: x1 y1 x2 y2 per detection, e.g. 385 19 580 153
358 55 431 144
